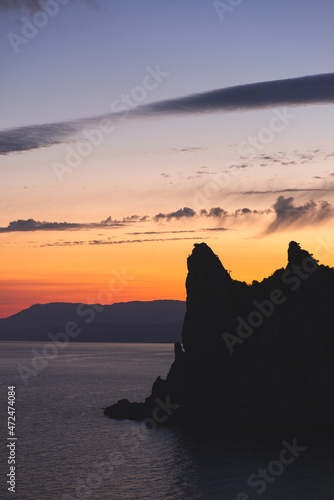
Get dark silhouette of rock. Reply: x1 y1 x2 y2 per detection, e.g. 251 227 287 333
104 241 334 430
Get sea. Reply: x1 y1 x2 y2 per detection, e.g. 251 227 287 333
1 342 333 500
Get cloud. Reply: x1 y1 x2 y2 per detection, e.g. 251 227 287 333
200 207 271 219
264 196 334 234
195 170 210 175
120 215 148 222
1 210 233 234
154 207 196 222
185 168 220 180
139 73 334 116
235 208 252 215
238 149 334 169
1 73 333 155
41 236 205 247
0 219 84 233
0 0 100 13
3 197 333 238
153 205 273 223
200 207 228 218
127 228 228 236
0 0 50 12
0 122 84 155
169 147 205 154
0 217 128 233
241 188 334 195
127 230 197 236
229 163 248 169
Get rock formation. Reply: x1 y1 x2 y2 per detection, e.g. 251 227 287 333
104 241 334 430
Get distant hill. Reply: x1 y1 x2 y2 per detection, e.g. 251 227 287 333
0 300 186 342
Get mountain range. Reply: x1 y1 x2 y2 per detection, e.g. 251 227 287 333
0 300 185 342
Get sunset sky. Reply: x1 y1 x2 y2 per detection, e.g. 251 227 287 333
1 0 334 317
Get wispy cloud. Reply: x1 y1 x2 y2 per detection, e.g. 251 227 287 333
0 0 100 14
168 147 205 154
153 206 272 222
154 207 196 222
0 217 131 233
126 228 228 236
152 198 334 235
139 73 334 116
41 236 205 247
200 207 228 217
0 211 233 233
199 207 272 218
1 73 333 155
3 196 334 237
243 149 334 168
264 196 334 235
241 188 334 195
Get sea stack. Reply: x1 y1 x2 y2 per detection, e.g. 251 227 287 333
104 242 334 430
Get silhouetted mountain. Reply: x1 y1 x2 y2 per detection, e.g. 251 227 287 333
0 300 185 342
104 242 334 430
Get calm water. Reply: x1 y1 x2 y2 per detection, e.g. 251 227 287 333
1 342 334 500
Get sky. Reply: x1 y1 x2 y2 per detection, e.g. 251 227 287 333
0 0 334 317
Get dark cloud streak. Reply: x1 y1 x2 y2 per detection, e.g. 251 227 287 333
241 188 334 195
264 196 333 235
1 73 333 155
138 73 334 116
41 236 204 247
154 207 196 222
0 217 125 233
0 0 100 13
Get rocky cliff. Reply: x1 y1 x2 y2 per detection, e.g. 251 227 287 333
104 242 334 430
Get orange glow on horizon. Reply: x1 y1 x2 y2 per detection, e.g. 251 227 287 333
1 228 334 319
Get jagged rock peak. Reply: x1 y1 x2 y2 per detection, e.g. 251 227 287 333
287 240 315 267
182 243 235 355
105 240 334 430
187 242 231 280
